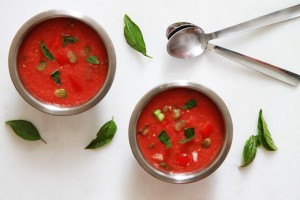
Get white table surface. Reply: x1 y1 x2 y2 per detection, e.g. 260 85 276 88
1 0 300 199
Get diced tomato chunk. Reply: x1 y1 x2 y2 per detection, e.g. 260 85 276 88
174 153 191 167
68 75 82 92
201 121 213 138
56 53 69 65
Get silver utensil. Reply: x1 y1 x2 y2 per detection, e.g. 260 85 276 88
166 4 300 86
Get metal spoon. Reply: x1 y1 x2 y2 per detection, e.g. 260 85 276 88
166 5 300 86
167 4 300 46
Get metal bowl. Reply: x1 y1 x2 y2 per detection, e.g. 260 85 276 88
128 81 233 183
8 10 116 115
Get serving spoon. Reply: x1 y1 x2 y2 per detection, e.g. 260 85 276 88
166 4 300 86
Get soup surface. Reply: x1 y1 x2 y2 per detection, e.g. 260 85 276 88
18 17 108 106
136 88 225 173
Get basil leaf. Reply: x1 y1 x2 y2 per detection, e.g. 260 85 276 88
5 120 46 143
50 69 61 85
86 55 99 64
85 118 117 149
63 35 78 46
124 14 152 58
179 127 195 144
40 41 54 61
257 109 278 151
183 99 197 110
240 135 258 167
158 130 171 148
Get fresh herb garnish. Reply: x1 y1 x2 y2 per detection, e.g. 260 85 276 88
240 109 277 167
40 41 54 61
183 99 197 110
85 118 117 149
158 130 171 148
63 35 78 46
179 128 195 144
258 109 277 151
240 135 258 167
86 55 99 64
5 120 46 143
50 69 61 85
123 14 152 58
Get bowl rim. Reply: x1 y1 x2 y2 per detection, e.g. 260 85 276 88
8 9 116 116
128 80 233 184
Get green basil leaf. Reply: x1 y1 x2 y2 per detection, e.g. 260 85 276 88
240 135 258 167
182 99 197 110
5 120 46 143
124 14 152 58
50 69 61 85
179 127 195 144
40 41 54 61
158 130 171 148
86 55 99 64
257 109 278 151
63 35 78 46
85 118 117 149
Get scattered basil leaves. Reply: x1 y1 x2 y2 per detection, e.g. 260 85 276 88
179 127 195 144
63 35 78 46
40 41 54 61
87 55 99 65
158 130 171 148
240 135 258 167
5 120 46 143
240 109 277 168
258 109 277 151
183 99 197 110
124 14 152 58
85 118 117 149
50 69 61 85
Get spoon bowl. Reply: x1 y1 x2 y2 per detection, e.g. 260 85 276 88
167 26 206 59
166 22 197 39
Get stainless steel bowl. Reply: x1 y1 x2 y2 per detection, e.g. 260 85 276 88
8 10 116 115
128 81 233 183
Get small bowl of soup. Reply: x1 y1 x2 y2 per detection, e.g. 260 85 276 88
8 10 116 115
129 81 233 183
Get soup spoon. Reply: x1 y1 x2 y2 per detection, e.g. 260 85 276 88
166 5 300 86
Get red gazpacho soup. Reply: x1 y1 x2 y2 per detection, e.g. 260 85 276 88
136 88 225 173
18 17 108 106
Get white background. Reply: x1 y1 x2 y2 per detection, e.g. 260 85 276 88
1 0 300 199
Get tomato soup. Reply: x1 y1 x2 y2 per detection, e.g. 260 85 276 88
17 17 108 107
136 88 225 174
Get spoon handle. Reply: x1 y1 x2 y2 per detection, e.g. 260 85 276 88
208 4 300 40
206 43 300 86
